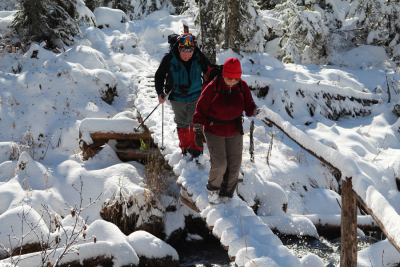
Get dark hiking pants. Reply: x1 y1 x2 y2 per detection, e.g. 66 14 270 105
205 132 243 198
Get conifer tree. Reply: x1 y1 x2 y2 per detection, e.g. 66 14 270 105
12 0 83 48
85 0 102 11
256 0 282 10
196 0 268 55
200 0 217 63
275 0 328 63
346 0 400 46
129 0 176 20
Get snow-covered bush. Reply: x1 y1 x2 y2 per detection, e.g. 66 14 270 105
94 7 127 29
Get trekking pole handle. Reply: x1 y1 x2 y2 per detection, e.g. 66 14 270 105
134 91 171 132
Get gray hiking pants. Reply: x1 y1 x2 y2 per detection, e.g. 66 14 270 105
205 132 243 198
170 97 199 129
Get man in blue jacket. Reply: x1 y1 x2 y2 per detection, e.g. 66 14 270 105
155 33 212 159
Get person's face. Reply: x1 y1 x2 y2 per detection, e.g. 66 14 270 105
179 47 194 61
223 76 240 88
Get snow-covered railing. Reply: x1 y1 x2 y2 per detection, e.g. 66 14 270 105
256 106 400 266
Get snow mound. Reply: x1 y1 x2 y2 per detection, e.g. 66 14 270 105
341 45 395 70
0 11 16 34
94 7 127 29
0 205 49 248
60 46 109 70
127 230 179 260
0 142 16 162
300 253 324 267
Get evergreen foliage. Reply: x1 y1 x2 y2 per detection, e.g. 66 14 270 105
11 0 92 48
239 0 270 53
346 0 400 46
275 0 328 63
196 0 268 55
129 0 176 20
256 0 282 10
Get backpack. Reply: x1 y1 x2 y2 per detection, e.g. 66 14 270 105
204 66 246 135
201 64 223 91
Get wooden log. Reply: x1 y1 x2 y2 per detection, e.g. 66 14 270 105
221 244 229 250
340 178 357 267
116 148 160 161
88 132 153 141
353 188 400 254
180 195 200 213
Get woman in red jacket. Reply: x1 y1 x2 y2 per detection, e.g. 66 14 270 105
192 57 260 205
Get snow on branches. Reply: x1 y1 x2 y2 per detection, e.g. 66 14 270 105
275 0 328 64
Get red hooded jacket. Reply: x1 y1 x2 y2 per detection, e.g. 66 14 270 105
193 76 257 137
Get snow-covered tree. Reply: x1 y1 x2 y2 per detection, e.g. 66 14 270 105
256 0 282 10
12 0 83 48
275 0 328 63
128 0 176 20
305 0 343 29
239 0 270 53
73 0 97 26
200 0 217 63
346 0 400 46
85 0 102 11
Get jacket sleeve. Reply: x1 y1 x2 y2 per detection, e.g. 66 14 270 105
154 54 170 96
242 81 257 117
193 79 215 125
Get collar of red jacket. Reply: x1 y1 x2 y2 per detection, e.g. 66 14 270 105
219 76 241 91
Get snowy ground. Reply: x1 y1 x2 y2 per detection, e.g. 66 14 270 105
1 5 400 267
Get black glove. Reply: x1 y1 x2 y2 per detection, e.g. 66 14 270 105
253 106 261 116
194 124 206 148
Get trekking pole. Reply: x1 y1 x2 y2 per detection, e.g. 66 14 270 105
134 91 171 132
161 101 166 151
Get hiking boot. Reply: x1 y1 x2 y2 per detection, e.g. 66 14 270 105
219 196 232 205
190 149 203 159
208 190 220 205
182 149 188 156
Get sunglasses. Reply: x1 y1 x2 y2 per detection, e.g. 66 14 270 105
180 47 194 52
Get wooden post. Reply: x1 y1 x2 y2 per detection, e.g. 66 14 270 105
250 119 254 162
183 24 189 34
340 177 357 267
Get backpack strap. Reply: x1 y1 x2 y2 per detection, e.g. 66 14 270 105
203 78 246 135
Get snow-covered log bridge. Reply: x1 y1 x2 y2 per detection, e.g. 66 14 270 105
258 107 400 267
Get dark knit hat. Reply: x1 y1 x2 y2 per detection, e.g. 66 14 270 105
222 57 242 79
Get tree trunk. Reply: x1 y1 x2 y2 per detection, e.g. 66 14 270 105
229 0 240 54
200 0 216 64
223 0 230 50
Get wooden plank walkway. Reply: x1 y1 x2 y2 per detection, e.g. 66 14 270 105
177 182 302 266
